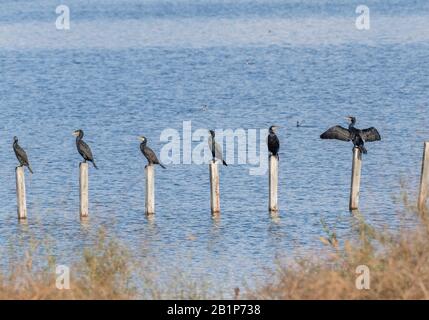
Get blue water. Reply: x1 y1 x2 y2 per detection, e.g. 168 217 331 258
0 0 428 296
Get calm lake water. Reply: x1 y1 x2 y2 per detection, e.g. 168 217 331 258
0 0 429 296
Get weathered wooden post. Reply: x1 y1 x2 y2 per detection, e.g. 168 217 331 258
418 142 429 211
269 155 279 212
79 162 89 218
209 160 220 215
145 165 155 215
349 147 362 210
16 166 27 220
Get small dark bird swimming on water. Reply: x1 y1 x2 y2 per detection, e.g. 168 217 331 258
13 136 33 174
208 130 227 166
73 129 98 169
139 136 166 169
267 125 280 159
320 116 381 154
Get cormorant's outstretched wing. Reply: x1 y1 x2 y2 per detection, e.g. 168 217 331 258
361 127 381 142
320 126 351 141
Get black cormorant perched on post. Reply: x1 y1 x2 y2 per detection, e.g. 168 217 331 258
13 136 33 174
72 129 98 169
267 125 280 159
320 116 381 154
139 136 166 168
208 130 227 166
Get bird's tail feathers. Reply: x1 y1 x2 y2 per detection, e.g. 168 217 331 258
222 160 228 166
28 166 33 174
92 161 99 169
359 146 367 154
160 163 166 169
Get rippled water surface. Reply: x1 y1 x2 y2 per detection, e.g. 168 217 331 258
0 0 428 295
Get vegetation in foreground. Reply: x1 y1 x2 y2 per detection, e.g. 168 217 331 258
249 197 429 300
1 197 429 300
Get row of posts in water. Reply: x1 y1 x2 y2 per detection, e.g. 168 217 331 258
15 142 429 220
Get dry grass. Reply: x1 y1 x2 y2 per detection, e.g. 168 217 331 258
1 196 429 300
248 203 429 300
0 229 214 300
0 229 136 299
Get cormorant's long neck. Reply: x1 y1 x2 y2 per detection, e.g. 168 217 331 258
76 132 83 143
348 122 355 130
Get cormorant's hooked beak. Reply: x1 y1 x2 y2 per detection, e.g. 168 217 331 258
138 136 146 142
72 131 79 137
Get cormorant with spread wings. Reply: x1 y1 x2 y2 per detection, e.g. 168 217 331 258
320 116 381 154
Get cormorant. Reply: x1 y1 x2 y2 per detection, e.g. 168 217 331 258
13 136 33 174
267 125 280 159
208 130 227 166
139 136 166 169
320 116 381 154
72 129 98 169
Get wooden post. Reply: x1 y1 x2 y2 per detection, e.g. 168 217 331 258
209 160 220 215
349 147 362 210
145 165 155 215
418 142 429 211
79 162 89 218
16 167 27 220
269 155 279 212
